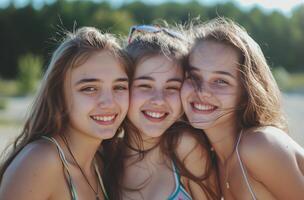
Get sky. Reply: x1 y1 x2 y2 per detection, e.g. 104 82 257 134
0 0 303 16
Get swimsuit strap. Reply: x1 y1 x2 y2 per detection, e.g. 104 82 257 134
94 161 109 200
168 161 192 200
41 136 78 200
235 131 257 200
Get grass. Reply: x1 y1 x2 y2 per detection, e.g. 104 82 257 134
287 73 304 91
271 68 304 92
0 79 19 96
0 98 8 110
0 119 23 128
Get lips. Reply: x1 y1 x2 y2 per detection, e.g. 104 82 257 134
142 110 168 122
90 114 117 125
191 102 217 114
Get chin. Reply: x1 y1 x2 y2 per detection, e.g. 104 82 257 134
146 133 162 138
95 130 117 140
187 118 214 130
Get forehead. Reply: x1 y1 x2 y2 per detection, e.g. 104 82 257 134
69 50 127 82
135 55 183 78
190 41 241 73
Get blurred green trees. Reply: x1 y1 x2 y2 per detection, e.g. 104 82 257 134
0 0 304 80
17 53 42 95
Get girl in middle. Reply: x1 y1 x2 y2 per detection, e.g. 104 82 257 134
103 25 220 200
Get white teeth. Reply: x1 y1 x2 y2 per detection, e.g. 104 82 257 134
92 115 115 121
193 103 215 111
144 111 165 119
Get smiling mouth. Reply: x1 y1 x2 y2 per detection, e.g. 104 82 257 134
191 102 217 113
90 114 117 125
142 110 168 122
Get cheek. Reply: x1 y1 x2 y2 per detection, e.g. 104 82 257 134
68 93 94 112
181 81 194 101
129 89 148 106
115 92 129 112
167 93 182 112
218 94 240 110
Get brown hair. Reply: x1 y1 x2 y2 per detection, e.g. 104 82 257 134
187 17 287 132
0 27 131 183
103 25 219 200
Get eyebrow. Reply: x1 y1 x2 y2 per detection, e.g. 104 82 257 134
188 65 236 79
75 77 129 85
213 71 236 79
133 76 183 83
133 76 153 81
167 78 183 83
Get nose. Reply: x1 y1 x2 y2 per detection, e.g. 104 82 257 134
197 82 212 99
150 89 165 106
98 89 114 107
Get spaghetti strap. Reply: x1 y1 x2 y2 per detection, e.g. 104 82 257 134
94 162 109 200
42 136 109 200
41 136 78 200
235 131 257 200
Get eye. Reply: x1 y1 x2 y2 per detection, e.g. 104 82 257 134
214 79 229 85
114 85 128 91
80 86 98 93
137 84 152 89
166 86 180 90
186 72 202 83
166 83 181 92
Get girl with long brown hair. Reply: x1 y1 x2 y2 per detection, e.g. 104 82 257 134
0 27 131 200
181 17 304 199
103 25 219 200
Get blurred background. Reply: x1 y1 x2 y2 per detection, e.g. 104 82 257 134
0 0 304 153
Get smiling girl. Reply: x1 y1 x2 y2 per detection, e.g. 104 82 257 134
181 17 304 199
0 27 131 200
103 25 219 200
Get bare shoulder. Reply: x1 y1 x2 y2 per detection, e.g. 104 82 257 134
175 129 210 176
238 128 304 198
0 139 63 199
175 129 218 199
238 126 303 177
175 129 209 161
240 126 300 159
5 139 62 175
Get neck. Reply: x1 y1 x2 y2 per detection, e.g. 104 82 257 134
128 130 161 152
204 121 240 164
55 129 102 171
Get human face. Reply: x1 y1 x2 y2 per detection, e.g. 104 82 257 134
128 55 183 140
65 50 129 141
181 41 243 131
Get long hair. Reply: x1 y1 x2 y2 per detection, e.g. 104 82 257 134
103 24 219 200
187 17 287 132
0 27 131 183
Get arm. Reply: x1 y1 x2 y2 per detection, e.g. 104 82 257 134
176 130 219 200
0 140 61 200
241 127 304 200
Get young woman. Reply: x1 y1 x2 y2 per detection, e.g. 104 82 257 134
0 27 131 200
103 25 219 200
181 17 304 199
